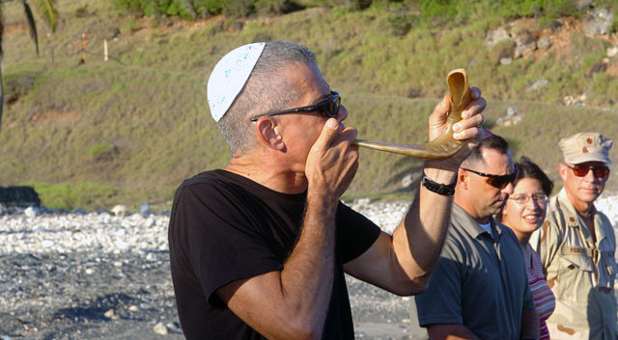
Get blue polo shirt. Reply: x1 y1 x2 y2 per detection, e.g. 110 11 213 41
415 204 534 339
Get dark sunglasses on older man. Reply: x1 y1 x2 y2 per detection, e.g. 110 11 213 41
569 164 610 178
462 165 518 189
250 91 341 122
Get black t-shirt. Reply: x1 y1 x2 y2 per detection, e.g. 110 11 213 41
168 169 381 339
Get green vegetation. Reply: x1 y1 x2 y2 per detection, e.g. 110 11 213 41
26 182 118 210
111 0 618 24
2 0 617 209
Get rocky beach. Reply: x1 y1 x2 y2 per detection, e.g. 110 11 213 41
1 197 617 339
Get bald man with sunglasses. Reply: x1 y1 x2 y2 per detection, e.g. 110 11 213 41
415 134 539 340
531 132 617 340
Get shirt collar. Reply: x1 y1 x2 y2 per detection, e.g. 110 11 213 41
452 203 502 240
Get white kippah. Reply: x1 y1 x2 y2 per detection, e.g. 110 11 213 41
207 42 266 122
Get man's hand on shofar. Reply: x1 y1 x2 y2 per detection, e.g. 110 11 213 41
427 87 488 171
305 118 359 203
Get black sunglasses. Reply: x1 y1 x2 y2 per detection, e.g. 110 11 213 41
249 91 341 122
462 165 518 189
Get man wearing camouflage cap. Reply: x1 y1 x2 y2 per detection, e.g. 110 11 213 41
532 132 617 339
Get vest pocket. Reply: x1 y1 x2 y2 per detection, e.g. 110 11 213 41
556 254 594 302
560 254 594 272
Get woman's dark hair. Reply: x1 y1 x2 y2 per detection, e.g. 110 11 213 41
514 156 553 195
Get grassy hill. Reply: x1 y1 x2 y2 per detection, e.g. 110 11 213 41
2 0 618 209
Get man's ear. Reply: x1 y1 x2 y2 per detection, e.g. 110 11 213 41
457 168 468 190
256 118 285 151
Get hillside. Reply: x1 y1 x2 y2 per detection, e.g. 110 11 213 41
2 0 618 209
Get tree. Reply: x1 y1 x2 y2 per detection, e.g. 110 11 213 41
0 0 58 129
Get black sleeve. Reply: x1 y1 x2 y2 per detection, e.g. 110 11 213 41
171 182 283 305
335 202 382 264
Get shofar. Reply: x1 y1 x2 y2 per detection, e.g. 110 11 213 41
353 68 472 159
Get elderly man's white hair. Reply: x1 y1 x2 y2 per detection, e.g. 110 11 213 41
215 41 317 154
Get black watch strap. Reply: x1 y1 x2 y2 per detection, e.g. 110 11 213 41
421 172 456 196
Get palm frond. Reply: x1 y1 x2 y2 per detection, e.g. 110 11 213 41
0 5 4 56
33 0 58 32
22 0 40 55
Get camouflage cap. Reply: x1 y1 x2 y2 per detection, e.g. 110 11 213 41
559 132 613 166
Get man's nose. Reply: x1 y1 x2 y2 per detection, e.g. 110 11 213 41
583 168 598 182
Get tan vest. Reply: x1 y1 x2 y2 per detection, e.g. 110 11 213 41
531 188 617 339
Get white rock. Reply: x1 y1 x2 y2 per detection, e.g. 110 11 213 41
24 207 38 218
537 36 551 50
111 205 128 217
104 309 117 320
608 46 618 58
153 322 168 335
500 57 513 65
1 197 618 258
527 79 548 92
485 27 511 47
584 8 614 36
506 106 518 117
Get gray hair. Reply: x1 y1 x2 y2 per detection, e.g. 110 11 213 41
217 41 317 154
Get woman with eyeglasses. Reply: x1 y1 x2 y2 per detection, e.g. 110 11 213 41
500 156 556 340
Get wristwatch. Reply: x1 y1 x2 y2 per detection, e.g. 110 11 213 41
421 172 456 196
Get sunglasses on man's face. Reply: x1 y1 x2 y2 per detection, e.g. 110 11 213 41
249 91 341 122
462 166 518 189
569 164 610 179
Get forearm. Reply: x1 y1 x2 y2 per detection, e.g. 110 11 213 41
278 190 337 337
392 167 455 285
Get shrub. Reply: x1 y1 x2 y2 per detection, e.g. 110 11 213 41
255 0 304 15
29 182 118 210
87 143 118 161
223 0 255 17
328 0 372 11
114 0 228 18
193 0 226 16
387 13 416 37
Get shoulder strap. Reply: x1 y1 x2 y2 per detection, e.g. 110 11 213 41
547 195 566 249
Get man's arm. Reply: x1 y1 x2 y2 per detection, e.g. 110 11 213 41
427 324 480 340
520 308 539 340
217 119 358 339
345 89 486 294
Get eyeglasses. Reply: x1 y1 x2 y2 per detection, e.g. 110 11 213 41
462 166 518 189
508 192 548 206
249 91 341 122
568 164 610 179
